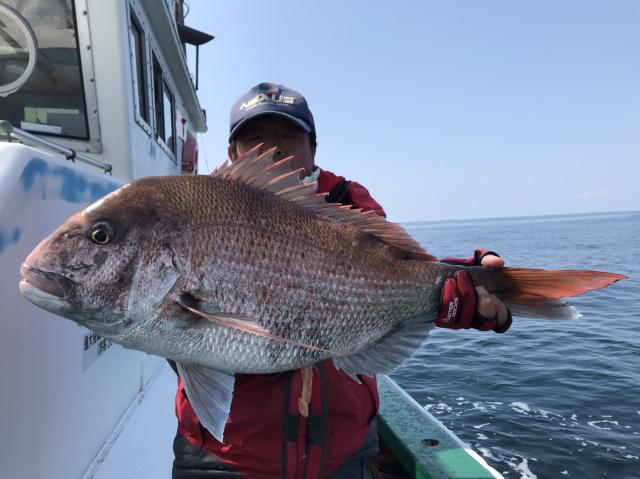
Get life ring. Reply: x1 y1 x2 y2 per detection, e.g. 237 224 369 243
182 133 198 173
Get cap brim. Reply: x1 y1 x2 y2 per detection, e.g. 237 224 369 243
229 111 312 142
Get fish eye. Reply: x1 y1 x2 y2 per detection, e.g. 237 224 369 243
89 223 114 244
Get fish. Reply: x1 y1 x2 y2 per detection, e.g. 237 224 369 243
18 145 626 441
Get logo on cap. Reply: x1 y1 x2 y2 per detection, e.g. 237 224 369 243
240 92 295 111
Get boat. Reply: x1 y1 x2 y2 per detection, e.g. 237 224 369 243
0 1 501 477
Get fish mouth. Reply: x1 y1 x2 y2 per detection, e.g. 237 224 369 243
19 264 130 336
19 263 74 299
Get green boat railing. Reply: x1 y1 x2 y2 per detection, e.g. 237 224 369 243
376 375 503 479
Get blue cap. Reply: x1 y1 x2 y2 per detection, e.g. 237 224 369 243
229 82 316 142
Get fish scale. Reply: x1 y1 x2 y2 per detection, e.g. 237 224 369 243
170 220 437 370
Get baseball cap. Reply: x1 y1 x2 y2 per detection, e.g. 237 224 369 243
229 82 316 142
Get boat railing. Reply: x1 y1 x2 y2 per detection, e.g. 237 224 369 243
0 120 113 175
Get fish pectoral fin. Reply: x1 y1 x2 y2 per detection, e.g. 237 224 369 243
333 313 435 379
177 299 271 334
176 363 235 444
176 300 338 354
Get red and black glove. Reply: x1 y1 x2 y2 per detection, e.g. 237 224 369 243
436 250 512 333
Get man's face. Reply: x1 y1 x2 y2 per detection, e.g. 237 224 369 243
229 115 316 177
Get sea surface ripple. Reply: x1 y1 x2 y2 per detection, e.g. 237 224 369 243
393 211 640 479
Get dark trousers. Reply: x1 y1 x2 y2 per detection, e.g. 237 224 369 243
172 432 242 478
172 431 375 479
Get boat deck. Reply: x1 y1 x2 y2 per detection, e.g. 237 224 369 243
83 364 177 479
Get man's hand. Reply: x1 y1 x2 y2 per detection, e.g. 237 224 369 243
436 251 513 333
476 255 512 332
479 254 504 268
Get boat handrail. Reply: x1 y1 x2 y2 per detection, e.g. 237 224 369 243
0 120 113 175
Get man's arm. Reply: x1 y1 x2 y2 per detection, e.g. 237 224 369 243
317 170 386 217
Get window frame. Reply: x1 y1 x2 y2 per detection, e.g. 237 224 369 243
128 7 152 135
151 51 176 161
63 0 102 152
161 78 176 155
0 0 102 152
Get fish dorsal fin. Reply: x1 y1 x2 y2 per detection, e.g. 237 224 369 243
212 145 436 260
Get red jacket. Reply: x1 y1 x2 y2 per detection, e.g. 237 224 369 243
176 168 384 478
315 168 386 218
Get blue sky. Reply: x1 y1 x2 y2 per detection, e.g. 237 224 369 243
186 0 639 222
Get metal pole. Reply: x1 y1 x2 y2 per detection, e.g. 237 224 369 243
196 45 199 91
0 120 113 174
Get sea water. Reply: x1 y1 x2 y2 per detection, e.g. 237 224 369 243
395 211 640 479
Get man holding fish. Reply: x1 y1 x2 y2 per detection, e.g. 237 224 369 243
169 83 513 478
21 82 621 479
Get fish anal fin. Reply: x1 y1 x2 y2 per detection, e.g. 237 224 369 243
333 314 435 379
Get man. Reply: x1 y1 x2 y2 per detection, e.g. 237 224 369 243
171 83 511 478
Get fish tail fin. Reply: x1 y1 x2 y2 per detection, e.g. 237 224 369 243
473 267 627 320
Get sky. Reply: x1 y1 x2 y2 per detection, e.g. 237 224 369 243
184 0 640 222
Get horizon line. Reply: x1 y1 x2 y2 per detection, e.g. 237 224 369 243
399 208 640 226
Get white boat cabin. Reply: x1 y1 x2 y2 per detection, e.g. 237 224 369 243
0 1 212 477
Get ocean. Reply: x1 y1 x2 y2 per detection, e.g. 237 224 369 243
393 211 640 479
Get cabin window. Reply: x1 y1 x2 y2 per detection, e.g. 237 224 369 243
152 53 175 157
129 11 149 125
162 79 175 152
0 0 90 139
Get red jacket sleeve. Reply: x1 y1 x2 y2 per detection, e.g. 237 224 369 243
348 181 386 218
316 168 386 218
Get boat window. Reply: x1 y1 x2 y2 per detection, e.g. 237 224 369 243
152 53 175 156
129 10 149 126
162 79 175 153
152 55 164 140
0 0 90 140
